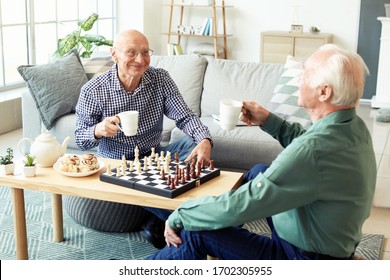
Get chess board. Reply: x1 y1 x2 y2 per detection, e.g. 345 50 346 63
100 157 220 198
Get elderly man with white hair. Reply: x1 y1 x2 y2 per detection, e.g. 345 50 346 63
147 44 376 260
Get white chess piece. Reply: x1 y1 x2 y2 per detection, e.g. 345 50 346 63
129 161 134 172
157 159 161 170
164 162 170 173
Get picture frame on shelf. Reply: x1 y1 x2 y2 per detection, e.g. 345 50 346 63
291 24 303 33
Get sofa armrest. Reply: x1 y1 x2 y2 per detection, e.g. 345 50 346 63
21 89 42 140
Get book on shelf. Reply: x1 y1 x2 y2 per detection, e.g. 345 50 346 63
202 17 211 35
173 44 184 55
208 17 214 36
167 43 175 55
200 17 209 35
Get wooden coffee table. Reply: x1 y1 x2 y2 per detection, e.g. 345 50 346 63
0 157 243 260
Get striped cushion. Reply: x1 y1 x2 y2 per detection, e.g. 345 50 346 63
267 56 311 128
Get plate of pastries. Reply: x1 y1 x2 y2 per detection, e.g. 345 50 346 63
53 154 104 177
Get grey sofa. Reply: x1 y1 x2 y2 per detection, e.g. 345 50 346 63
22 54 285 172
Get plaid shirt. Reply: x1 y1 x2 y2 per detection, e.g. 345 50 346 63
75 65 211 159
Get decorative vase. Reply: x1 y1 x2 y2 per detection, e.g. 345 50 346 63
0 163 15 175
23 165 37 177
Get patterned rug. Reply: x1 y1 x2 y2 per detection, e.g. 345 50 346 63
0 186 384 260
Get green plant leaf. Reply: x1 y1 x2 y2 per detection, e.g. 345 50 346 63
78 13 99 32
56 32 79 56
23 154 36 166
0 148 14 165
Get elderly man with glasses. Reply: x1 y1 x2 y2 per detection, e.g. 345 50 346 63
69 29 213 248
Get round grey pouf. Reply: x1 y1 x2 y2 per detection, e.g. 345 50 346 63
63 195 148 232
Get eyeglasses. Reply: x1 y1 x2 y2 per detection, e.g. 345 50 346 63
116 48 153 58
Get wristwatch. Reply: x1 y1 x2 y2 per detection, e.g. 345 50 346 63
205 138 214 148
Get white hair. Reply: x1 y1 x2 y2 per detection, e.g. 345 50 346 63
308 44 369 107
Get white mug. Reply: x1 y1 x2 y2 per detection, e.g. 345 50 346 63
219 99 242 131
116 111 139 136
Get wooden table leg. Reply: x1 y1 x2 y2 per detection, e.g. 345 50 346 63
51 193 64 242
11 188 28 260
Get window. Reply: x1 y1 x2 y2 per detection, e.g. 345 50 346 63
0 0 116 92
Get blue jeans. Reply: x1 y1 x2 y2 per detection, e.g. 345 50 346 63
156 135 196 161
146 218 310 260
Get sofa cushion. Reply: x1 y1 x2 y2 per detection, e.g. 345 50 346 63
190 43 225 59
82 56 114 80
266 56 311 128
150 55 208 116
17 49 88 130
201 59 284 117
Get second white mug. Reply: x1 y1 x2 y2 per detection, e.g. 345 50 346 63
219 99 242 131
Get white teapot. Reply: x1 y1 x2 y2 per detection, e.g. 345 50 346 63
18 131 70 167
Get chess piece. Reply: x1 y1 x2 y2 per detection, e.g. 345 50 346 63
157 159 161 170
151 147 156 158
164 162 170 173
165 152 171 165
129 161 134 172
174 152 179 163
106 164 111 175
191 166 196 179
160 151 164 161
181 174 186 184
209 160 214 170
175 165 179 175
143 162 148 171
174 174 179 185
161 168 165 180
170 180 176 190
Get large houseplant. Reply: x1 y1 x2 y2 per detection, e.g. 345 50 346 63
52 13 113 59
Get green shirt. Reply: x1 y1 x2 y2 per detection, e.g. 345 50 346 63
168 109 376 257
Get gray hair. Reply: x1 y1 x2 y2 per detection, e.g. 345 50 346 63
308 44 369 107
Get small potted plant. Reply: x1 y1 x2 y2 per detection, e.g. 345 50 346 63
0 148 15 175
23 154 37 177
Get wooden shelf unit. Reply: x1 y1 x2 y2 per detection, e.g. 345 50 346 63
260 31 333 63
163 0 233 59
